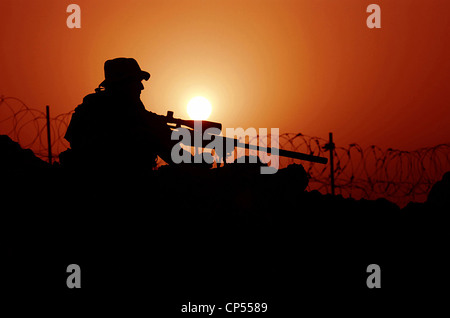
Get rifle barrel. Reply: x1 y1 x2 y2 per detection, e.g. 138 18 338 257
233 139 327 164
202 136 328 164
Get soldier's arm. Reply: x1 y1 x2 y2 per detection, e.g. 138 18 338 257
138 110 180 165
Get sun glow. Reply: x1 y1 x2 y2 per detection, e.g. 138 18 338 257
187 96 212 120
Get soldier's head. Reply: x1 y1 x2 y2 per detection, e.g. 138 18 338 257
99 58 150 99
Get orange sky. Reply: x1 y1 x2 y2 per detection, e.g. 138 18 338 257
1 0 449 151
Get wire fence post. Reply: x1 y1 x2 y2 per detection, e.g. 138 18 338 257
325 132 335 195
46 105 52 164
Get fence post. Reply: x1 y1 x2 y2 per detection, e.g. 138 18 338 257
46 105 52 164
325 132 335 195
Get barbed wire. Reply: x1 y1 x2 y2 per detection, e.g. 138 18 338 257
1 95 449 207
272 134 450 207
0 96 73 160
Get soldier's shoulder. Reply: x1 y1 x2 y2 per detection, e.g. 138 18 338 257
74 91 109 113
82 90 108 104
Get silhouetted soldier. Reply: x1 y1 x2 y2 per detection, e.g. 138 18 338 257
62 58 179 172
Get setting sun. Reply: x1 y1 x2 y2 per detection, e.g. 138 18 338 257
187 96 212 120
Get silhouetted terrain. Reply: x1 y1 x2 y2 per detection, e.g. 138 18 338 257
0 135 49 172
2 135 449 314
